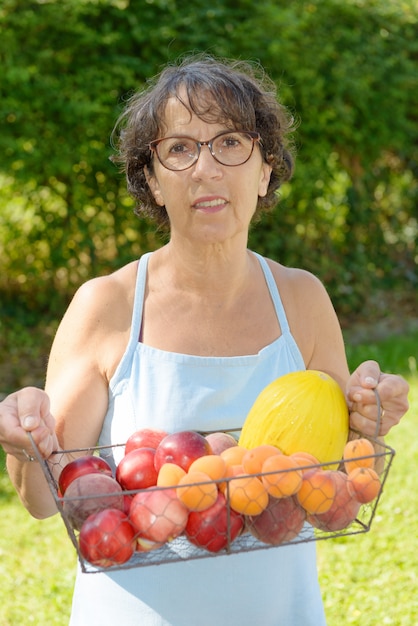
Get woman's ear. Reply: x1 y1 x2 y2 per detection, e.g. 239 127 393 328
144 166 165 206
258 162 273 198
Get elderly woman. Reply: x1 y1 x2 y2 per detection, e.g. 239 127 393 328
1 55 409 625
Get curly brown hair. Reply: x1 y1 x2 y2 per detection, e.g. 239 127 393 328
111 54 296 228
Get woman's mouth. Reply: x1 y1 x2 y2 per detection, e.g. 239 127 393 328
193 198 227 213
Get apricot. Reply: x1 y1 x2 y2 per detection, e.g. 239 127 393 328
188 454 227 482
290 452 321 474
176 471 218 512
296 468 336 515
219 464 245 494
261 454 303 498
242 445 282 475
343 438 376 474
157 462 186 488
347 467 381 503
220 445 247 467
308 470 361 531
227 475 269 516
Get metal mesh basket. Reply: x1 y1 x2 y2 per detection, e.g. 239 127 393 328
28 431 395 574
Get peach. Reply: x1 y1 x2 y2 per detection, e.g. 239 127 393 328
204 432 238 455
248 495 306 545
185 492 244 553
63 473 124 530
130 487 188 544
308 470 361 531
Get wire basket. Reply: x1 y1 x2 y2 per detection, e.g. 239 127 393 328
28 429 395 574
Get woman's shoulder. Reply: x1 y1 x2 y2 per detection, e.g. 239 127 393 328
263 257 328 298
60 260 140 336
73 259 139 308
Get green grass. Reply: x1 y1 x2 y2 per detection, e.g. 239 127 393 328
0 482 76 625
317 378 418 625
0 332 416 625
345 329 418 378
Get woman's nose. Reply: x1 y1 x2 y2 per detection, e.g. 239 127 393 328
191 144 223 178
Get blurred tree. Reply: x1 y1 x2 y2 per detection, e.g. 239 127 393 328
0 0 416 318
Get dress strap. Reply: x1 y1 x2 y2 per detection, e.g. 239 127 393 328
131 252 152 343
252 252 290 334
134 252 290 337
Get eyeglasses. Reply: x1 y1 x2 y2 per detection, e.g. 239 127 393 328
149 130 261 171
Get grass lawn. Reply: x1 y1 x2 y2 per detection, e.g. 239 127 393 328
317 379 418 625
0 332 416 625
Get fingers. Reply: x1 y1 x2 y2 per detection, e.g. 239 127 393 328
355 359 381 388
0 388 58 461
348 373 409 437
15 386 51 431
349 404 396 437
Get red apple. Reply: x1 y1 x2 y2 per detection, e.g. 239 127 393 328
116 447 158 491
185 491 244 553
79 508 136 567
154 431 212 473
129 487 189 544
204 432 238 455
63 473 124 530
308 471 361 531
125 428 168 455
58 455 113 495
248 496 306 546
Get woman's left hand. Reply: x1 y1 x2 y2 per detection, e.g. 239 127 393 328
346 360 409 437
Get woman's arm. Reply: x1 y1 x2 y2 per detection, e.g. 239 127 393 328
274 264 409 436
4 269 134 518
2 387 60 518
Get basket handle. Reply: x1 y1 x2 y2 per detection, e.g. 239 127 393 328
373 387 383 439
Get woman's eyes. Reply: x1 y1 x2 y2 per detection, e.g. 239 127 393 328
168 141 194 154
221 136 240 148
165 133 244 155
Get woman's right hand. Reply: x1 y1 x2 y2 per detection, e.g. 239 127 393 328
0 387 59 461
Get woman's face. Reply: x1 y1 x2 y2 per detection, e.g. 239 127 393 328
146 92 272 247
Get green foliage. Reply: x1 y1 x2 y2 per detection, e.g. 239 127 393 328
245 0 418 314
0 0 417 317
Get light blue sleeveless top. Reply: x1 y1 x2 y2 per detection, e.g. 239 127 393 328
69 251 327 626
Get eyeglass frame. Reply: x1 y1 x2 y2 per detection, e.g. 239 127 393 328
148 130 262 171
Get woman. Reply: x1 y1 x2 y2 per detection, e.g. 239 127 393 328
1 55 409 625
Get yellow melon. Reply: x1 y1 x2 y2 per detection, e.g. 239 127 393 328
238 370 349 467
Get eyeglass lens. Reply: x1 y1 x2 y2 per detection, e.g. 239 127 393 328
154 131 257 171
